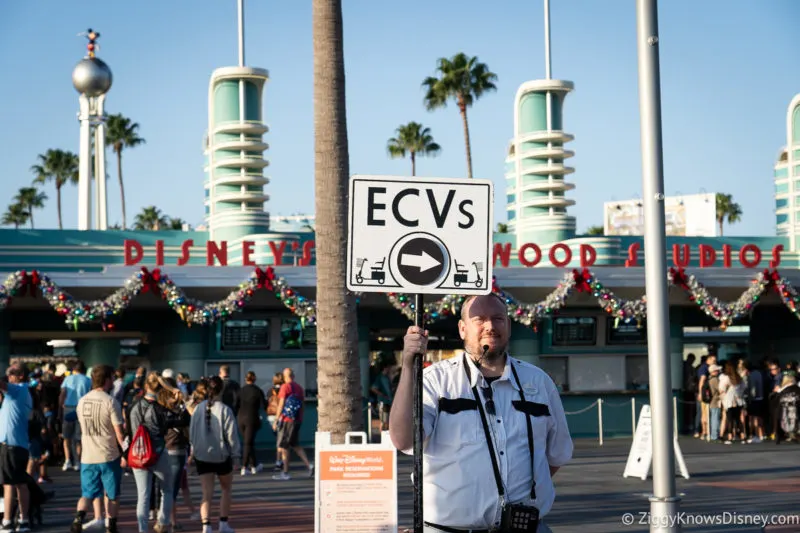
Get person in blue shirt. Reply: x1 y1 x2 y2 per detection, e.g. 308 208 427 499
60 361 92 471
0 364 33 533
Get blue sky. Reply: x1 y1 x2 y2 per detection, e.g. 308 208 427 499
1 0 798 236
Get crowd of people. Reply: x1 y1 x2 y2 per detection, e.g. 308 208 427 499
0 362 315 533
685 353 800 444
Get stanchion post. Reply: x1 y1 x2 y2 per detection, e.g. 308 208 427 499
412 294 425 533
632 398 636 437
597 398 604 446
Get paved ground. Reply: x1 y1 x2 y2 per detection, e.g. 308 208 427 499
20 437 800 532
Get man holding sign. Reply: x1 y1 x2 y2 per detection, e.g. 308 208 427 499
389 294 573 532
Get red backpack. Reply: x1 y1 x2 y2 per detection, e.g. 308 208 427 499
128 401 157 469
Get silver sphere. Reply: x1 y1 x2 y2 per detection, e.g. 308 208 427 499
72 57 112 97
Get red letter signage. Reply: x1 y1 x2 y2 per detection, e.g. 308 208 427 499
300 240 315 266
739 244 761 268
625 243 640 267
579 244 596 268
207 241 228 266
672 244 690 268
124 240 143 266
770 244 783 269
242 241 256 266
493 243 511 268
177 240 193 266
548 243 572 268
518 243 541 267
268 241 286 266
698 244 716 268
155 240 165 266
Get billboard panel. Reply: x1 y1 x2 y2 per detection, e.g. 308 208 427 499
603 192 716 236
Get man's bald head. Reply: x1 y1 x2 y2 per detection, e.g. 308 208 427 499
460 293 507 321
458 293 511 361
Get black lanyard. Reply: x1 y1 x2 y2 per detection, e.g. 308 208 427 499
463 354 536 501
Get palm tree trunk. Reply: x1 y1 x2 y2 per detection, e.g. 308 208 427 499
56 186 63 230
117 150 127 230
458 100 473 179
29 209 34 229
312 0 362 444
411 152 416 177
718 219 723 236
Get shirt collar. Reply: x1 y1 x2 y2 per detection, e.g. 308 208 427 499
462 352 520 391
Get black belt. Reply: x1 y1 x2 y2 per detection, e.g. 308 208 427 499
424 522 495 533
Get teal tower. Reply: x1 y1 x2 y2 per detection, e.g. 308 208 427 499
774 93 800 250
204 1 270 244
505 0 576 249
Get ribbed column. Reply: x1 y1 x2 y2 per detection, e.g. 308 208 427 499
205 67 272 242
506 80 577 246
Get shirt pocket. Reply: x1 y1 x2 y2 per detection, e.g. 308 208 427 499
435 397 481 445
511 397 551 444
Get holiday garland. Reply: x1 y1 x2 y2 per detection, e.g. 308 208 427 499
387 267 787 330
668 268 771 329
0 266 794 330
0 266 316 330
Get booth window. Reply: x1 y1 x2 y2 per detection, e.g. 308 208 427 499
551 317 597 346
606 318 647 345
221 319 270 351
281 318 316 349
625 355 649 390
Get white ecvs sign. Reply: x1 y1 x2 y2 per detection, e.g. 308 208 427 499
346 175 493 296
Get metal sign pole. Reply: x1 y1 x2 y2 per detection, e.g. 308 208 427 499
634 0 680 531
412 293 424 533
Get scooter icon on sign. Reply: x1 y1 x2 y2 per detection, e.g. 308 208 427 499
453 261 484 288
354 257 386 285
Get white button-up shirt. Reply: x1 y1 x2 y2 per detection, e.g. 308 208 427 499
403 353 573 530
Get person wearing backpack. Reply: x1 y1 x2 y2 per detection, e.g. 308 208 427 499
271 368 313 480
128 373 189 533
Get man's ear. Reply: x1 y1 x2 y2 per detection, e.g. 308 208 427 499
457 319 466 340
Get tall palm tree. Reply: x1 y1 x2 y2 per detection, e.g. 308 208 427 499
31 149 79 230
106 114 146 230
715 193 742 236
387 122 441 176
586 225 604 235
496 222 508 233
313 0 362 442
168 217 186 230
133 206 168 231
422 53 497 179
1 204 30 229
14 187 47 229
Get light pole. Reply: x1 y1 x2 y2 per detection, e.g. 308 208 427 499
634 0 681 531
